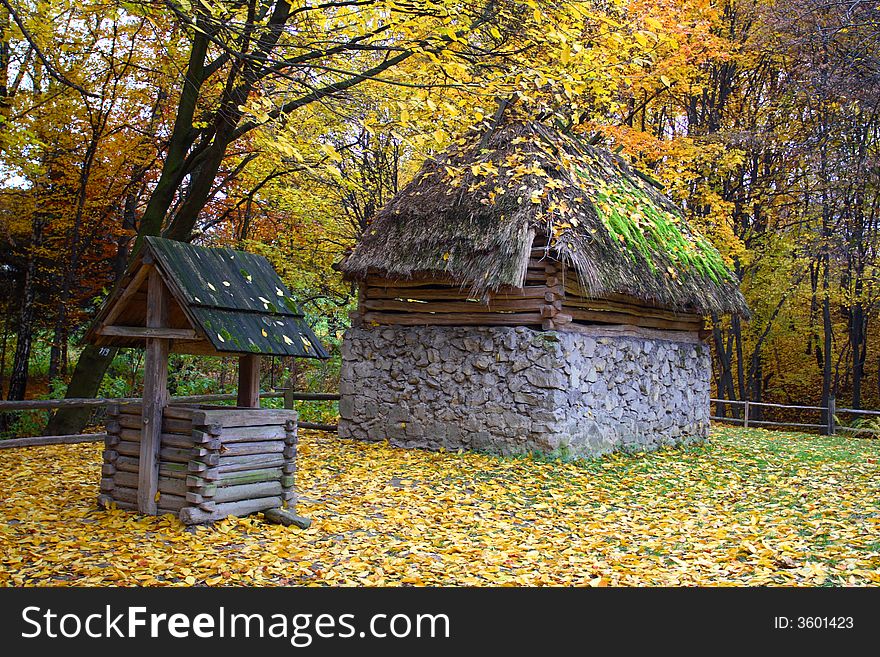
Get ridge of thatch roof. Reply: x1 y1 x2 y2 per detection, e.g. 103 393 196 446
339 118 749 316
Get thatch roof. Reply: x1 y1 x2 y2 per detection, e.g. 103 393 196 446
339 118 748 316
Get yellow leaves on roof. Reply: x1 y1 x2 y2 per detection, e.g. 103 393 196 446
1 427 879 587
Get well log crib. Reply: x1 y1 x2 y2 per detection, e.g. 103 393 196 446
100 404 298 524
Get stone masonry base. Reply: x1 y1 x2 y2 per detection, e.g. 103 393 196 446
338 325 711 458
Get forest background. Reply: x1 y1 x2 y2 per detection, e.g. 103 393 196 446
1 0 878 437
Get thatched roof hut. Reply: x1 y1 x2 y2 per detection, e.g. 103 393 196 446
340 119 747 322
337 116 747 458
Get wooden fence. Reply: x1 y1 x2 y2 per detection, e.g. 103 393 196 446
711 396 880 436
0 390 341 449
4 392 878 449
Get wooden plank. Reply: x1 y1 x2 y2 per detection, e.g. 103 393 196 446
98 495 138 511
113 471 139 489
237 354 261 408
117 414 141 430
98 326 200 340
139 268 170 515
219 468 282 487
156 493 187 512
162 417 193 434
365 284 559 302
123 404 197 422
218 425 287 443
365 274 458 288
115 456 139 473
117 441 141 457
564 307 701 331
160 433 197 449
218 453 286 473
562 294 702 324
0 433 105 450
158 477 188 496
163 405 198 421
557 321 701 344
219 440 284 457
179 496 281 524
363 298 544 313
100 264 153 329
159 446 198 463
159 463 189 479
362 311 543 327
195 408 296 428
214 481 283 503
110 485 139 505
0 391 284 412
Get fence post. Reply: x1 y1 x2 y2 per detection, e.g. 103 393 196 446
743 400 749 428
827 395 836 436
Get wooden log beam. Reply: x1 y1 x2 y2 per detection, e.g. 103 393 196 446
219 440 285 457
193 408 296 428
563 307 701 331
263 508 311 529
365 274 459 288
217 468 283 486
237 355 261 408
98 326 200 340
218 453 286 473
363 298 544 313
365 285 560 302
100 264 153 328
211 425 286 443
362 311 543 327
157 493 187 512
98 495 137 512
214 481 283 503
0 433 105 450
139 268 169 515
179 496 282 524
561 293 702 324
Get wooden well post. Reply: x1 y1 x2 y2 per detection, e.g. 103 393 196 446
138 264 170 514
237 355 261 408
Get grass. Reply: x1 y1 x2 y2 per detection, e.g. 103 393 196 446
0 425 877 586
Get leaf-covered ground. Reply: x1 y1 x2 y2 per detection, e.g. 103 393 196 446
1 426 878 586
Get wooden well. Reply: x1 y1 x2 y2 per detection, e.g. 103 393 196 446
99 404 298 524
86 237 328 524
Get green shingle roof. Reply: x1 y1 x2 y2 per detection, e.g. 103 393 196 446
145 237 328 358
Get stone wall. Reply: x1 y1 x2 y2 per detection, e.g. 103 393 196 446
338 325 711 458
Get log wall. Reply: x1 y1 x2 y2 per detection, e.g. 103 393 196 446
98 404 298 524
356 248 704 333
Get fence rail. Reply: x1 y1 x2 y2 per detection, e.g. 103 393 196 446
4 393 877 448
711 396 880 436
0 390 341 449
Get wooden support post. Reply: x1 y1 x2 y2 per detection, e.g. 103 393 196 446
139 269 169 515
237 355 261 408
743 400 749 428
827 395 836 436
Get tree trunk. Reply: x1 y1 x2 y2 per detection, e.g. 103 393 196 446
850 300 864 409
821 257 833 430
43 344 117 435
7 216 44 401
